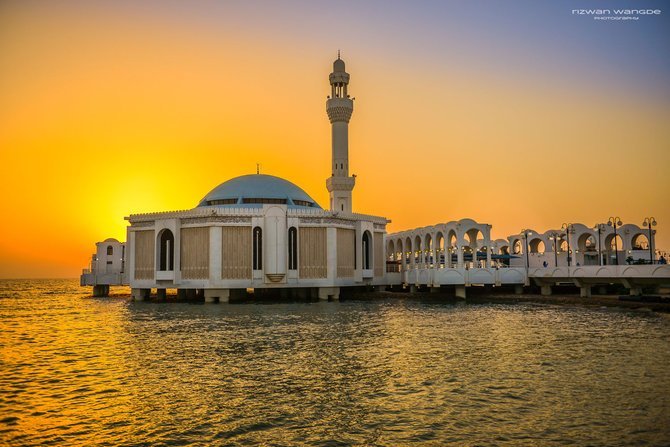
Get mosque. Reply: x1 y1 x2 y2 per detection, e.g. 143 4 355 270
90 56 388 302
81 56 668 300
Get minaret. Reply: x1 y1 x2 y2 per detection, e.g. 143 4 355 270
326 53 355 213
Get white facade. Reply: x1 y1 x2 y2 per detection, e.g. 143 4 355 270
80 238 126 296
125 206 387 301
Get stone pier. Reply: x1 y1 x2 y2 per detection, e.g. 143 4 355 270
455 285 466 299
92 285 109 297
204 289 230 303
318 287 340 301
131 288 150 301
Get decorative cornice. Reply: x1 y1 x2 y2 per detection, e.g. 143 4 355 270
126 205 389 225
182 216 252 225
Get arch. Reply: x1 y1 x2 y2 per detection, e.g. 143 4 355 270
575 232 598 265
513 239 523 255
436 231 445 267
447 229 458 267
425 233 433 267
387 239 395 261
158 229 174 271
414 235 422 267
528 238 545 254
253 227 263 270
577 233 596 252
288 226 298 270
631 233 649 250
405 237 413 266
106 245 114 256
465 228 483 249
362 231 372 270
604 233 623 265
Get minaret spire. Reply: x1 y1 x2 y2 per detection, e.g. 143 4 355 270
325 54 355 213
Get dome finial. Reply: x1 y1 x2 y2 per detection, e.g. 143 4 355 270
337 49 340 59
256 163 260 174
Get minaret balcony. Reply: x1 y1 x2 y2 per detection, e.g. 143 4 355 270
326 176 355 192
326 97 353 123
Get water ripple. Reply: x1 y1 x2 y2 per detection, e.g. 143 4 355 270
1 279 669 445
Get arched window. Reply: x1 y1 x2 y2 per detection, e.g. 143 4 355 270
288 227 298 270
158 229 174 271
107 245 113 256
362 231 371 270
253 227 262 270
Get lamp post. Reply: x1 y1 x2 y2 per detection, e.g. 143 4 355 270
561 223 572 267
548 232 560 267
607 217 623 266
643 217 657 264
521 229 532 269
594 224 605 266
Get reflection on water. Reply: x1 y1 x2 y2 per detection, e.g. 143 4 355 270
1 279 669 446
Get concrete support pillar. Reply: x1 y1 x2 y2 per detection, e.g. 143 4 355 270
514 284 524 295
622 279 642 297
540 285 552 296
156 289 166 300
177 289 188 300
93 285 109 297
409 285 417 293
132 288 149 301
455 285 467 299
318 287 340 301
430 287 440 293
580 286 592 298
206 288 229 303
376 285 386 292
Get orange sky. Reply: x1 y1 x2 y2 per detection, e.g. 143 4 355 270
1 1 668 278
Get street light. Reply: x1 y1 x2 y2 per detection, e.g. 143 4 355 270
521 229 532 269
561 223 573 267
643 217 657 264
594 223 605 266
548 231 560 267
607 217 623 266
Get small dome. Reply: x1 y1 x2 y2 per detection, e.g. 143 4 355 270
198 174 322 209
333 58 345 73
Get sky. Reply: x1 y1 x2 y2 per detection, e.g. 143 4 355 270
0 0 668 278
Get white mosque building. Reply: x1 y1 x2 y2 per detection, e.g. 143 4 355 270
92 56 388 302
81 56 668 300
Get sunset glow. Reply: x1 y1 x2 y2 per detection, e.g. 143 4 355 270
1 1 668 278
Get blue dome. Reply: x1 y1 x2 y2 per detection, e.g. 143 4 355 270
197 174 322 209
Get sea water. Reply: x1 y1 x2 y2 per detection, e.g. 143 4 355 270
1 279 669 446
